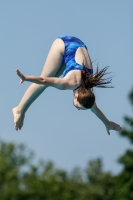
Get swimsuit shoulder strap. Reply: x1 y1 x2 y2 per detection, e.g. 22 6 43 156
73 83 82 91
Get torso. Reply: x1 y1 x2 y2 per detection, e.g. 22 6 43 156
58 36 93 91
75 47 92 70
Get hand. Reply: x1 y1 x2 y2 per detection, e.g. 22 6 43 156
16 69 25 84
105 121 122 135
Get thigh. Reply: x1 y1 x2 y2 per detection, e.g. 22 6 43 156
40 38 65 77
55 63 66 77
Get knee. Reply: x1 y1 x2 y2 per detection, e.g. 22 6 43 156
52 38 65 55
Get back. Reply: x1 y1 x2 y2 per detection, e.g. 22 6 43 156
58 36 93 77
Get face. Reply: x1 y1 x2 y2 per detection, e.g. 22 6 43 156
73 93 86 110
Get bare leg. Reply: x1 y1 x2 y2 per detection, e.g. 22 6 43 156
18 63 65 129
12 38 65 130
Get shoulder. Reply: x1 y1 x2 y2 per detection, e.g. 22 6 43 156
63 70 82 90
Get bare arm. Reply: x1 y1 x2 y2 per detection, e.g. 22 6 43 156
91 102 122 135
16 69 69 90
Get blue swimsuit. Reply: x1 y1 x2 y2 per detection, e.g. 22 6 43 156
58 36 93 90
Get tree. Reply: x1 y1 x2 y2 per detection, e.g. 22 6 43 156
84 158 115 200
115 88 133 200
0 142 33 200
1 88 133 199
0 140 115 200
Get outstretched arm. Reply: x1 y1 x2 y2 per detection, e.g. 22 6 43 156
91 102 122 135
16 69 68 90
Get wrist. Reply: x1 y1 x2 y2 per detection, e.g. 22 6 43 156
24 75 27 81
105 120 110 126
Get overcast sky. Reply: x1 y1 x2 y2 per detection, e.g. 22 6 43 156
0 0 133 174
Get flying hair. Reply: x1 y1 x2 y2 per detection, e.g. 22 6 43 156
81 65 114 89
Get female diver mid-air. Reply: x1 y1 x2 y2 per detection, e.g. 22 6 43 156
12 35 122 134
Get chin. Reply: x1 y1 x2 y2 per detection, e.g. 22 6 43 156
73 99 76 107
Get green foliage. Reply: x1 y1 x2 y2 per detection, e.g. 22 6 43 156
0 88 133 199
119 89 133 143
0 141 115 200
129 88 133 105
85 159 116 200
115 88 133 200
0 142 33 200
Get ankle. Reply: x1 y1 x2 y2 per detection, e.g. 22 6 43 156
13 106 23 114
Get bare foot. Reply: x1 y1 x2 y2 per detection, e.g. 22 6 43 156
12 107 23 130
19 113 25 130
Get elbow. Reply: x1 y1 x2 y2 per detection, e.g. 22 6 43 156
40 77 46 84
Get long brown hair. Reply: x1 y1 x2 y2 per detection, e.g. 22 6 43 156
77 66 113 109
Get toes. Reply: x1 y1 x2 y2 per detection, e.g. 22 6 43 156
19 118 23 129
14 123 18 131
14 119 20 131
18 114 25 130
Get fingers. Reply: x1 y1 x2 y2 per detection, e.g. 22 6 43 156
113 123 122 131
116 125 122 131
16 68 20 74
16 69 22 77
20 79 23 84
15 69 25 84
106 122 122 135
